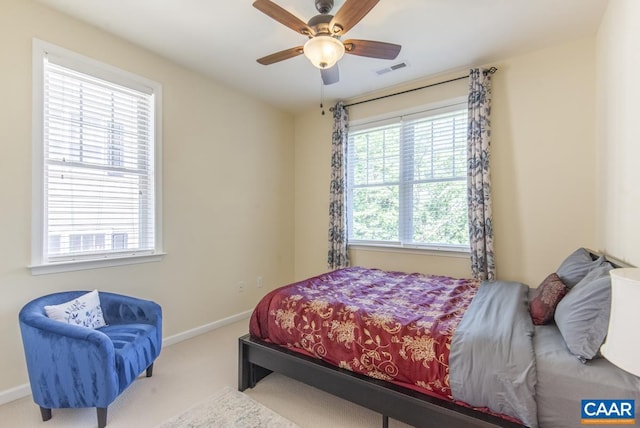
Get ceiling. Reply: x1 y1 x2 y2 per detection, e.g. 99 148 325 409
36 0 607 113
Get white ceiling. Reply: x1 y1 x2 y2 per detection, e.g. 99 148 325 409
36 0 607 113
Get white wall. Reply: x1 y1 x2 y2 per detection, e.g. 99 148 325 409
0 0 294 394
596 0 640 266
294 37 598 287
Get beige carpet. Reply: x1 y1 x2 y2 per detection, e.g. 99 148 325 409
0 318 411 427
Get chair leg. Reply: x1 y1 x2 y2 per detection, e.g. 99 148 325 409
40 406 52 421
97 407 107 428
146 362 154 377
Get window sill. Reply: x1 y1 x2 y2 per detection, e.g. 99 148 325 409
349 243 470 259
29 252 166 275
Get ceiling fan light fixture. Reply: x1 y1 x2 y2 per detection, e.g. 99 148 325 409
303 35 345 69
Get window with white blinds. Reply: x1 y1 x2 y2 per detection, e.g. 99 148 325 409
347 102 470 250
31 40 163 273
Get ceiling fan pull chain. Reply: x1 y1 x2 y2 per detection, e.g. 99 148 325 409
320 78 325 115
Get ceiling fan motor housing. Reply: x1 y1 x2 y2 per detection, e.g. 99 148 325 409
307 13 334 35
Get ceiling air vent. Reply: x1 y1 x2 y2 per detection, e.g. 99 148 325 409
375 61 408 75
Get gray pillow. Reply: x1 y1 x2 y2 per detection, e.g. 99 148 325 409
554 263 614 362
556 248 605 288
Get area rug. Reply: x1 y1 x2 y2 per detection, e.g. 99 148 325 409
158 386 300 428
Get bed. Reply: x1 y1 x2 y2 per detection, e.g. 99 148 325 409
238 249 640 427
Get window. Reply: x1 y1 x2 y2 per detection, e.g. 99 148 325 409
31 39 163 274
347 101 469 251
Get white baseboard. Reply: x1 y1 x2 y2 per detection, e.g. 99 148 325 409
0 383 31 406
162 309 252 347
0 309 253 406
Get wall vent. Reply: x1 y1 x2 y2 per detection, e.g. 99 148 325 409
375 61 408 75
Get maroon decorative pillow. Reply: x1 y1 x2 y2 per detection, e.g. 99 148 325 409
529 273 569 325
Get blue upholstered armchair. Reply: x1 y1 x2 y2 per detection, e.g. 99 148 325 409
19 291 162 428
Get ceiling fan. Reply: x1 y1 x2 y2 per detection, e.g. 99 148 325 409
253 0 401 85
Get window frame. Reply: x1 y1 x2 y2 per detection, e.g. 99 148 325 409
30 39 164 275
346 98 470 254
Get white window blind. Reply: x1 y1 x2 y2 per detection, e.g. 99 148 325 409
32 40 162 272
347 103 469 250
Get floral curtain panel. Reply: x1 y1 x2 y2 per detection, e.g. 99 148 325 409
327 102 350 270
467 68 495 280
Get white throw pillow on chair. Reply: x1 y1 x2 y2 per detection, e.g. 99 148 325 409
44 290 107 329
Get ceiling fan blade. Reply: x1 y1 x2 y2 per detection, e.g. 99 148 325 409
343 39 401 60
257 46 304 65
330 0 379 35
321 65 339 85
253 0 314 36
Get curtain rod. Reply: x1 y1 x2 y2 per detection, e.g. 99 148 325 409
341 66 497 109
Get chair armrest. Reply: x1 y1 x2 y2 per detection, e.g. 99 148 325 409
99 292 163 351
99 292 162 326
20 310 113 347
18 311 119 408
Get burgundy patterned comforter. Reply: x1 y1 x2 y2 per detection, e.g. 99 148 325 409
249 266 480 400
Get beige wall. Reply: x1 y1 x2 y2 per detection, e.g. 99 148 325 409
596 0 640 266
293 109 335 279
0 0 294 393
294 38 598 287
491 38 597 283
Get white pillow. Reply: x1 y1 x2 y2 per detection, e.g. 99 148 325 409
44 290 107 329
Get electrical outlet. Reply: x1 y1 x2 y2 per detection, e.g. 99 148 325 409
238 281 246 293
257 276 263 288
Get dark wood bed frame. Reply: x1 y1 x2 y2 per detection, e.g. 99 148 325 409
238 335 523 427
238 250 628 428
